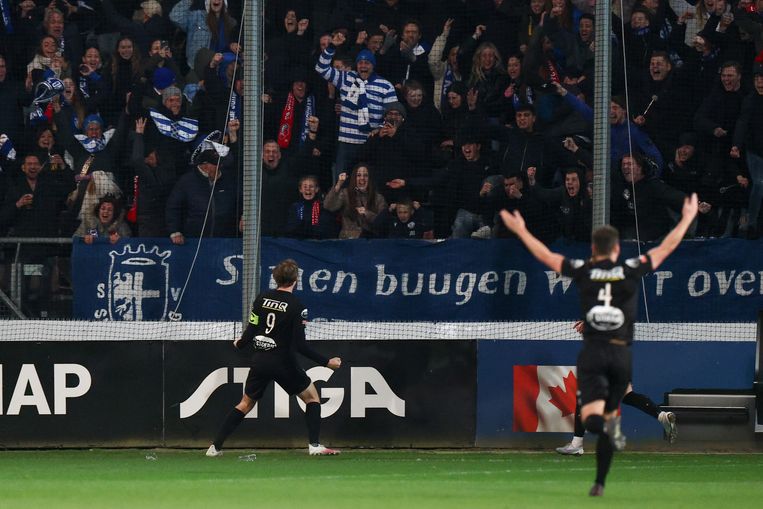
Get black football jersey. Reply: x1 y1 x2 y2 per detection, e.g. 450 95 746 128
239 289 328 365
561 255 653 344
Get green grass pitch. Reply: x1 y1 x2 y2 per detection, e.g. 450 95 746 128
0 449 761 508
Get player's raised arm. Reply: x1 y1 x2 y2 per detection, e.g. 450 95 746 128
647 193 699 270
500 209 564 273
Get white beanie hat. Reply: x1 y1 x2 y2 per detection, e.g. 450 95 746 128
205 0 228 12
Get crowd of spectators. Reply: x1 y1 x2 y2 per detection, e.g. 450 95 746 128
1 0 762 248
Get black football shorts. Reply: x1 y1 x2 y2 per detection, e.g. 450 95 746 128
245 355 312 400
576 341 632 412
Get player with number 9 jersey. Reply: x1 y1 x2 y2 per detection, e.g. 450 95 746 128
206 259 342 457
239 289 328 364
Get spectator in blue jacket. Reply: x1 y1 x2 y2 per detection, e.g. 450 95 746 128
554 83 665 171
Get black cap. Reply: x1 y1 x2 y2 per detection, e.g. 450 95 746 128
196 150 219 165
678 132 698 147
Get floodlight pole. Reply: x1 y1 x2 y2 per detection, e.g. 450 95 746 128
242 0 263 324
592 0 612 228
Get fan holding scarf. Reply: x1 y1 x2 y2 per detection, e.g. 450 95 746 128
264 67 317 159
315 31 397 182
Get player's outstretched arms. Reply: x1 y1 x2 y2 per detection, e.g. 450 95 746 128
648 193 699 270
327 357 342 370
500 209 564 273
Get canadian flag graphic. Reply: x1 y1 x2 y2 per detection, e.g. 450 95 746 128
513 365 578 432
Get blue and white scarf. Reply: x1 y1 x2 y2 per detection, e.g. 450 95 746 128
228 91 242 121
1 0 12 34
513 86 534 109
78 71 100 99
29 77 64 123
299 95 314 146
440 65 455 111
149 109 199 142
0 134 16 160
632 26 650 37
344 77 371 132
74 128 115 153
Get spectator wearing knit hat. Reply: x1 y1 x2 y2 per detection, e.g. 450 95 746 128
51 103 125 234
315 31 397 182
140 66 177 112
145 85 200 176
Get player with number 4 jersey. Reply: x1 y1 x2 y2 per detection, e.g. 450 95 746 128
500 193 699 497
206 259 342 458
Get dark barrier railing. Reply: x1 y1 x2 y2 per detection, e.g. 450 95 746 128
0 237 73 319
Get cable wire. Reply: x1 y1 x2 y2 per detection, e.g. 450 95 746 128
617 0 650 323
170 6 247 319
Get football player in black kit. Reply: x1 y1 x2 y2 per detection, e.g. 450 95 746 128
206 259 342 457
500 193 698 497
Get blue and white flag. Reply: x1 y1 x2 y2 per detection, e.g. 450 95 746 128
149 109 199 142
74 129 116 153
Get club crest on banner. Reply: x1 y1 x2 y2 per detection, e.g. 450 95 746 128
107 245 171 320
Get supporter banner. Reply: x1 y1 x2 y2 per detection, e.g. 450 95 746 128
72 238 243 321
0 342 163 447
163 341 477 447
475 340 756 447
73 238 763 322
